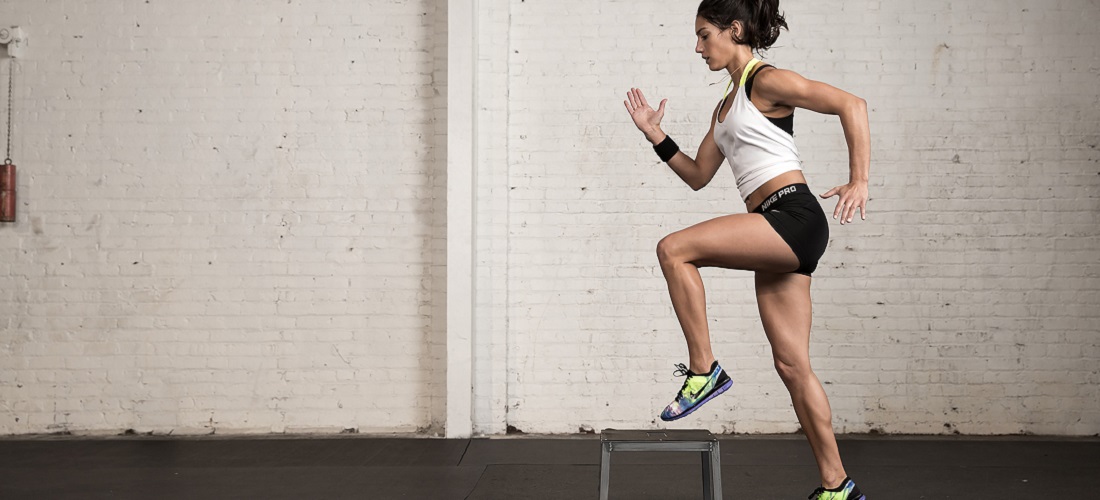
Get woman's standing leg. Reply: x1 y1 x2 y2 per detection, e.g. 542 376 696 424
755 271 848 489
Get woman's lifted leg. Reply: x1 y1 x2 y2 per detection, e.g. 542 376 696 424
655 213 798 421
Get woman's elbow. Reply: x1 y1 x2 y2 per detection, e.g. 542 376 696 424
690 172 713 191
850 96 867 113
684 174 708 191
833 96 866 119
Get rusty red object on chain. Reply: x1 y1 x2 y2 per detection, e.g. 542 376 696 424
0 162 14 222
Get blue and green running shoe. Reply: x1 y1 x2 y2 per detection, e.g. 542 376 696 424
808 477 866 500
659 360 732 421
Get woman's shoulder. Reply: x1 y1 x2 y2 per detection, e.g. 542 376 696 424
753 63 800 83
750 65 806 99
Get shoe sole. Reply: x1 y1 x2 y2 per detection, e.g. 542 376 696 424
661 378 733 421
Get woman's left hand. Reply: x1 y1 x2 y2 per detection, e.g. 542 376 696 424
820 181 868 225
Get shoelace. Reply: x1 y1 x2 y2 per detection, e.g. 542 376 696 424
671 363 706 399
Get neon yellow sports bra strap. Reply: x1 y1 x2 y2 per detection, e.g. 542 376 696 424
738 58 762 88
723 58 762 100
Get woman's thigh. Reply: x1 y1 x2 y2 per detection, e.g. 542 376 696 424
755 271 813 369
658 213 799 273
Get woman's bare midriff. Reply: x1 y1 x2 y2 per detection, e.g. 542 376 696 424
745 170 807 212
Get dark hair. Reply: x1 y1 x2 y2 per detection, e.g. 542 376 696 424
697 0 788 52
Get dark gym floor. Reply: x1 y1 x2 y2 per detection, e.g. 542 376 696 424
1 433 1098 499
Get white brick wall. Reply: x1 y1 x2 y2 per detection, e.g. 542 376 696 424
497 0 1099 436
1 0 1097 436
472 0 512 435
428 0 449 436
0 0 443 435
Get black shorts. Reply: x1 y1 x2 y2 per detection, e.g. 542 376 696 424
751 183 829 276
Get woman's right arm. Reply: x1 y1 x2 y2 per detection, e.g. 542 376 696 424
626 88 725 191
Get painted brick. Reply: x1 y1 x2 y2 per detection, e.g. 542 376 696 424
1 0 1097 438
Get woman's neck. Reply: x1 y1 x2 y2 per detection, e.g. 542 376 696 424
727 49 756 84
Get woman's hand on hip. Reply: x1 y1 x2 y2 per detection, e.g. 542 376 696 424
624 88 667 144
820 181 868 225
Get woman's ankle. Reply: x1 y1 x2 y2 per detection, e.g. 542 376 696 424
690 358 717 374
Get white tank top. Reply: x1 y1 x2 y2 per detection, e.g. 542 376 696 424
713 58 802 201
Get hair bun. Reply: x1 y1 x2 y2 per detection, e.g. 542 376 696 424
698 0 788 52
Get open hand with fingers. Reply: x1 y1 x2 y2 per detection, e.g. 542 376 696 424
820 181 868 225
624 88 668 145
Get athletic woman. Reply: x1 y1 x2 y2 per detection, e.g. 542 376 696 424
623 0 870 498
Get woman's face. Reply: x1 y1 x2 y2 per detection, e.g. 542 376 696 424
694 16 741 71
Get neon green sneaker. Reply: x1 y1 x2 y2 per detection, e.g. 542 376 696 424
808 477 865 499
659 361 732 421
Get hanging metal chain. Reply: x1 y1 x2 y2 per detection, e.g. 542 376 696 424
4 59 12 165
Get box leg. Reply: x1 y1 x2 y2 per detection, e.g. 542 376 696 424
599 442 611 500
701 449 714 500
709 442 723 500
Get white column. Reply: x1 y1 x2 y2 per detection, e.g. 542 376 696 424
446 0 476 439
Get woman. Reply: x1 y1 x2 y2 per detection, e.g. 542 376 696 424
623 0 870 498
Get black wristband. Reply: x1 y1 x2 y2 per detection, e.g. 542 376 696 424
653 135 679 162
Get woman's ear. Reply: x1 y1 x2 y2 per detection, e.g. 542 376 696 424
730 20 743 42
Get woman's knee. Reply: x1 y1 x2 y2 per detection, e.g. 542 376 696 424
656 234 684 265
773 356 812 384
